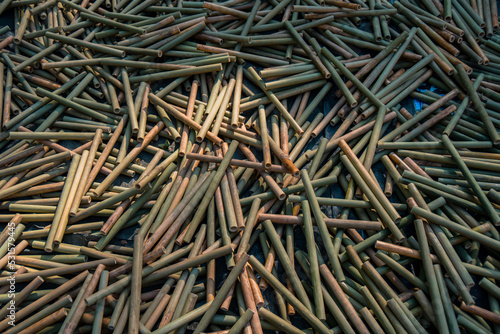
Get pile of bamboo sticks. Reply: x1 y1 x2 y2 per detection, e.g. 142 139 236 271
0 0 499 333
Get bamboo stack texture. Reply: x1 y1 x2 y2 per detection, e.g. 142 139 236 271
0 0 499 333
